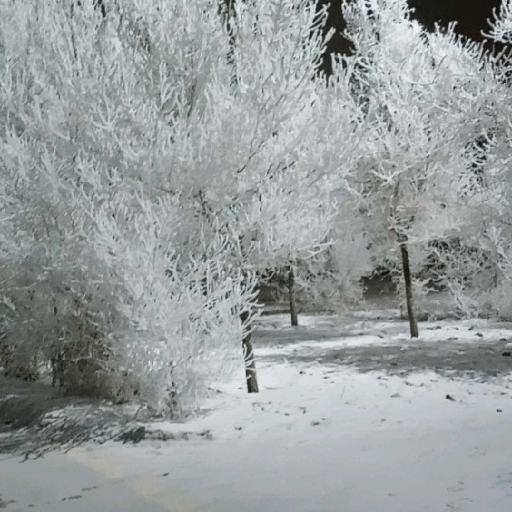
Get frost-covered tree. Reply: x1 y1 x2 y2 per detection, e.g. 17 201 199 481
0 0 261 412
250 51 368 326
411 0 512 320
437 0 512 319
486 0 512 44
178 1 363 334
339 0 500 335
276 66 371 322
0 0 346 412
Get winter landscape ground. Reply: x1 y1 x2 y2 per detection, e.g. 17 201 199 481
2 298 512 512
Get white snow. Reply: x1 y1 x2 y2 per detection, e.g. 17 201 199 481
2 310 512 511
53 361 512 512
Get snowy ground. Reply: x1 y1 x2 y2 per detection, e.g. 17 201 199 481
1 306 512 511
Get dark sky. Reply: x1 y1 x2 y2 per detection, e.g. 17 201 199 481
321 0 502 70
409 0 501 40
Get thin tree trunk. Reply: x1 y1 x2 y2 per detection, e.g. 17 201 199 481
288 265 298 327
400 242 419 338
93 0 107 18
240 310 259 393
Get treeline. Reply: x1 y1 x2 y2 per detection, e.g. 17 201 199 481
1 0 512 417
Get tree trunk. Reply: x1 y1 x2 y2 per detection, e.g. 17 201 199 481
400 242 419 338
240 310 259 393
288 265 298 327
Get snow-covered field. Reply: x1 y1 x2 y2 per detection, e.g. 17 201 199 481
2 308 512 511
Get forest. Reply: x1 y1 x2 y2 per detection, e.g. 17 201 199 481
1 0 512 418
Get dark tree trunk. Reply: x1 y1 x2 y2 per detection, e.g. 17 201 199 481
400 242 419 338
93 0 107 18
240 310 259 393
288 265 298 326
